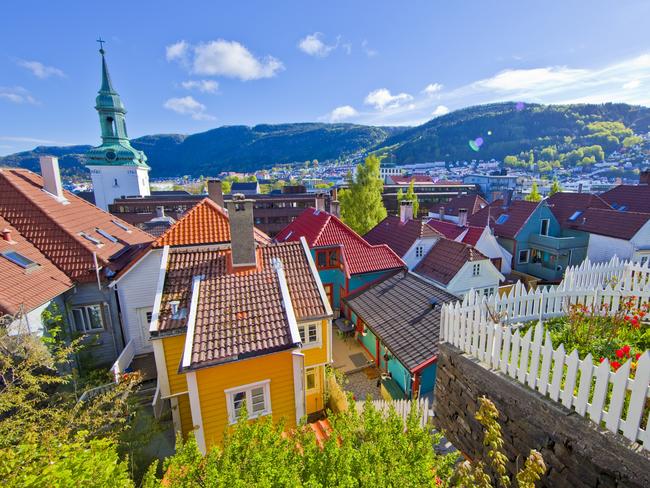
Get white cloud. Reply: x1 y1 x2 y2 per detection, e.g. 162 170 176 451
364 88 413 111
181 79 219 93
166 41 189 62
361 40 378 57
423 83 443 95
472 67 588 92
163 96 215 121
191 40 283 80
18 60 65 79
298 33 335 57
432 105 449 117
0 136 68 144
327 105 358 122
0 86 38 104
623 79 641 90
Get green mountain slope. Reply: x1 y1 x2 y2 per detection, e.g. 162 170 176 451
379 102 650 163
0 124 398 178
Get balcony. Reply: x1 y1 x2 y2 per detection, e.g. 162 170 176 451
519 262 563 282
528 233 582 252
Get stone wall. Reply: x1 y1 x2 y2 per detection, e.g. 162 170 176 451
434 342 650 488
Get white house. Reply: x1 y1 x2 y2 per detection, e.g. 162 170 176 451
413 237 504 297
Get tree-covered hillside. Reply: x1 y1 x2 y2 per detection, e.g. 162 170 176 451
0 124 398 178
379 102 650 164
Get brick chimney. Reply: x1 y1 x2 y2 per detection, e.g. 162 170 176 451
400 200 414 223
457 208 468 227
330 199 340 218
503 189 513 208
227 194 257 268
207 179 224 208
640 169 650 185
39 156 65 201
2 228 13 243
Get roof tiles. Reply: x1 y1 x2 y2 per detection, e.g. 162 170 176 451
364 216 441 257
414 238 487 285
468 199 538 239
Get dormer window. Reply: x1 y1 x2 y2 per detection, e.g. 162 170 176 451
472 263 481 276
169 300 180 316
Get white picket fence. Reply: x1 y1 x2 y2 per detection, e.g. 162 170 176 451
440 258 650 450
355 398 433 428
110 338 136 383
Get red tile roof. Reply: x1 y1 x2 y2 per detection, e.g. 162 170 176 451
426 219 485 247
275 208 405 276
388 175 434 184
152 198 269 248
157 242 328 337
414 238 487 285
363 216 441 257
0 168 152 282
0 217 73 316
600 184 650 214
461 226 484 246
565 208 650 240
546 192 611 224
436 194 488 216
468 199 539 239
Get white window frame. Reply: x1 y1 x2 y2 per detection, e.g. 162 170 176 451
472 263 481 276
305 367 319 392
71 303 105 333
224 379 272 424
518 249 530 264
298 321 321 349
540 219 550 236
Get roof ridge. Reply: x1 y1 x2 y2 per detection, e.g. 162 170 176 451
152 197 216 247
311 208 332 246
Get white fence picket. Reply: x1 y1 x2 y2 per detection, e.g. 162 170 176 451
622 353 650 441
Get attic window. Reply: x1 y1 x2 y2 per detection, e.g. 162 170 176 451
96 228 118 243
568 211 583 221
618 205 628 211
80 232 102 246
112 220 132 233
2 251 38 270
169 300 180 316
495 214 509 225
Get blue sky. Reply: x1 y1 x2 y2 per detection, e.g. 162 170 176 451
2 0 650 155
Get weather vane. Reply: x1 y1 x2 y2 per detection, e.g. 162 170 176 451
97 37 106 54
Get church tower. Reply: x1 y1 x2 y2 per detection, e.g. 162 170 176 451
86 41 150 211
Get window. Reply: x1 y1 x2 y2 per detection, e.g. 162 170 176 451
80 232 102 246
640 256 648 266
315 249 339 269
415 246 424 258
225 380 271 423
472 263 481 276
540 219 550 236
72 304 105 332
496 214 509 225
568 211 583 222
96 228 118 243
306 367 318 391
518 249 530 264
299 322 319 346
2 251 38 269
113 178 119 187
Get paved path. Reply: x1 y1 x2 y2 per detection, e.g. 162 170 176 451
343 368 382 401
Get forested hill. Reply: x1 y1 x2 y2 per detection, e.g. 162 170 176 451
2 103 650 178
378 102 650 164
0 124 399 178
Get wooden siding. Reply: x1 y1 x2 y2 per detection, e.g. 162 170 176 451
195 349 297 448
305 364 325 414
302 319 329 367
178 394 193 437
163 334 188 395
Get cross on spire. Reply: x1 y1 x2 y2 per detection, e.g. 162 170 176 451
97 37 106 54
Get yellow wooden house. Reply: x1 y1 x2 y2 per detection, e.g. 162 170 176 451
149 196 333 451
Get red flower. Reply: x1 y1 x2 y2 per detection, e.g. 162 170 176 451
599 357 605 363
616 349 625 359
624 315 631 322
636 353 642 361
622 345 631 356
611 361 621 371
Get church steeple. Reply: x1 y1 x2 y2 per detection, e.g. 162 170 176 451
85 39 151 211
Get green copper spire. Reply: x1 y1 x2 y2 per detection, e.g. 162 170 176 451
85 39 149 169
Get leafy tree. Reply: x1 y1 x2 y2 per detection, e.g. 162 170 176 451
525 181 542 202
623 135 643 148
549 179 562 196
339 155 387 235
396 179 419 218
0 307 138 487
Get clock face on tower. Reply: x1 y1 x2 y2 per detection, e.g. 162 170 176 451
105 150 117 161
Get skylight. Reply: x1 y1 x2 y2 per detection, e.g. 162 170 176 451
80 232 102 246
96 228 118 243
2 251 38 269
112 220 132 233
618 205 628 211
568 211 583 221
495 214 509 225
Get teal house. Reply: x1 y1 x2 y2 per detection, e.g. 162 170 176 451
275 207 405 313
343 271 457 399
469 198 590 282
